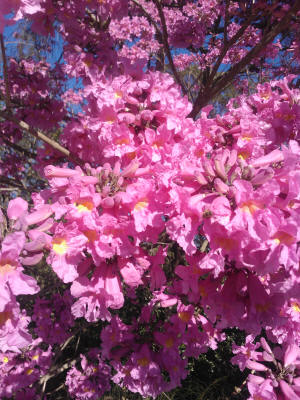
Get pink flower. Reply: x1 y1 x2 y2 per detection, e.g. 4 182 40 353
71 263 124 322
0 300 32 352
118 257 143 287
0 232 39 311
7 197 28 220
47 222 88 283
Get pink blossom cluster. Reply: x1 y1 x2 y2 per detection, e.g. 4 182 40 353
32 291 74 345
66 349 111 400
0 339 52 399
1 67 300 398
232 336 300 399
0 1 300 399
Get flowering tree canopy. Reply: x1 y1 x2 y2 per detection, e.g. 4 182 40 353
0 1 300 399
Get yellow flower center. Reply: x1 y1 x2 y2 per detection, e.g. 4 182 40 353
0 311 11 327
75 200 94 213
283 113 295 122
126 151 137 160
242 135 252 142
255 303 270 313
152 140 164 149
238 150 251 161
272 231 295 246
134 198 149 211
0 261 15 276
52 238 68 255
114 90 122 99
26 369 34 375
199 286 207 298
84 59 93 68
291 302 300 313
83 230 98 243
165 337 174 348
216 237 237 252
240 200 263 215
178 311 191 323
261 93 270 100
137 357 149 367
114 137 130 145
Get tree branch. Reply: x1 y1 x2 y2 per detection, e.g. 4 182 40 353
153 0 187 95
0 34 11 109
0 175 23 188
223 0 230 44
206 15 253 89
38 357 78 395
130 0 161 35
2 137 36 158
188 1 300 119
0 110 85 167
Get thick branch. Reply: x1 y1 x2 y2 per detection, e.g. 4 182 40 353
153 0 187 95
188 2 300 119
0 34 11 109
0 110 84 167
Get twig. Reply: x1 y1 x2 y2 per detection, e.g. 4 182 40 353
198 376 228 400
188 1 300 119
0 34 11 109
0 187 20 191
0 175 24 188
39 357 78 394
200 239 209 253
153 0 187 95
130 0 161 35
0 110 85 167
2 137 36 158
223 0 230 44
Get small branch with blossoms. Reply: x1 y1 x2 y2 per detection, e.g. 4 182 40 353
189 0 300 118
130 0 161 35
153 0 187 95
0 110 85 167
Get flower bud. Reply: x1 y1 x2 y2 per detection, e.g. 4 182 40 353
44 165 81 178
25 205 53 226
214 178 229 193
203 159 215 177
121 159 139 177
214 158 227 181
251 150 284 168
279 380 300 400
101 197 115 208
245 360 268 371
251 168 274 185
195 172 208 185
227 149 237 169
20 253 44 266
284 344 300 367
260 337 273 354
